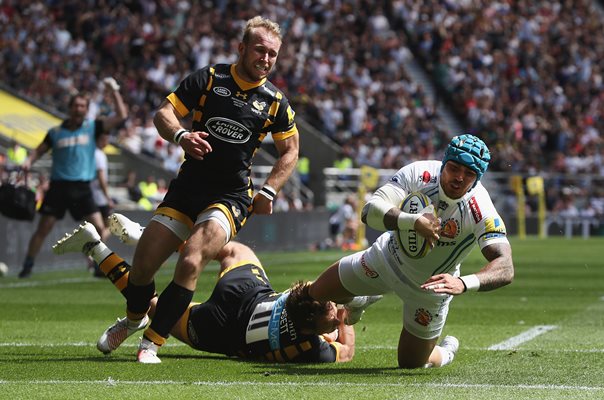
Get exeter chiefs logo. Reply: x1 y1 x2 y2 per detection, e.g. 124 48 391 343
414 308 433 327
206 117 252 144
441 218 460 239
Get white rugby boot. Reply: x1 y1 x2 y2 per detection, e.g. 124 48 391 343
137 338 161 364
108 213 144 245
97 315 149 354
344 295 383 325
439 335 460 361
52 222 100 256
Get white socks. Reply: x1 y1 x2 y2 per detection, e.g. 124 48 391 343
90 242 112 264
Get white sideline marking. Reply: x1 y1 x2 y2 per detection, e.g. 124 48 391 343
0 342 186 348
488 325 557 350
2 342 603 353
359 345 604 353
0 380 602 392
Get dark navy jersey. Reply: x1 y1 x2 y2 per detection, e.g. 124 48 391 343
187 263 339 363
167 63 298 191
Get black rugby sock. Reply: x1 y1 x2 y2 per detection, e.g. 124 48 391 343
125 277 156 320
148 280 194 341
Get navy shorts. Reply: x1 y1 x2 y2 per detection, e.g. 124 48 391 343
159 177 253 235
39 180 99 220
187 264 272 355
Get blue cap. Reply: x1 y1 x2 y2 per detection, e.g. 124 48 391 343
441 134 491 188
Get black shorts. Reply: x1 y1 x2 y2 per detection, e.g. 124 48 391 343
187 264 272 356
39 180 99 220
97 205 112 220
158 177 253 235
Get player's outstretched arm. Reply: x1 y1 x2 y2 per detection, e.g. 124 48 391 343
421 242 514 295
474 242 514 291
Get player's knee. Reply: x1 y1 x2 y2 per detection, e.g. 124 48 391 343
131 253 162 281
177 253 204 278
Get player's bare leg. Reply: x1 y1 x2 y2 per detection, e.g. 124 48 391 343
397 328 458 368
138 219 227 363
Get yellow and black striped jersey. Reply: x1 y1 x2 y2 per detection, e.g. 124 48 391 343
187 263 338 363
167 63 298 191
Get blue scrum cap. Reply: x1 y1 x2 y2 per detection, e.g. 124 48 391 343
441 134 491 187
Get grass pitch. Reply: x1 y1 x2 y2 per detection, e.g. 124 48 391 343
1 237 603 399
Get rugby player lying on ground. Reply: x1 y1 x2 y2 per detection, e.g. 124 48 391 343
53 214 379 363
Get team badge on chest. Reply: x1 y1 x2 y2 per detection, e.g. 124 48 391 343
440 218 460 239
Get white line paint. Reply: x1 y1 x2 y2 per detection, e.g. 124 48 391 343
2 341 603 353
0 342 186 348
360 345 604 353
0 380 602 392
488 325 557 350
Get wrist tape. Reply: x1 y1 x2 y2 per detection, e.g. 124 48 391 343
459 274 480 292
258 185 277 201
397 212 422 230
173 129 190 144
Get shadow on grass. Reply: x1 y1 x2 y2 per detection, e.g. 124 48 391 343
247 363 429 377
2 348 428 377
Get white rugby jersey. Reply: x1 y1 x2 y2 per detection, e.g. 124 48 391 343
364 160 509 288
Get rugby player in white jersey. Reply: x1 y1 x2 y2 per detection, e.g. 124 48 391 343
308 134 515 369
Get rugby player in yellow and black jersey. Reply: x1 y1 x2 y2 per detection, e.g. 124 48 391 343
52 222 355 363
166 242 353 363
104 16 302 363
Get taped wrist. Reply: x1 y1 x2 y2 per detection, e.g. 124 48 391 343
173 129 190 144
364 199 395 230
459 274 480 292
258 185 277 201
397 212 422 230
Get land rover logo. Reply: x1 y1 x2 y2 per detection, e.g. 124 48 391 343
213 87 231 97
206 117 252 143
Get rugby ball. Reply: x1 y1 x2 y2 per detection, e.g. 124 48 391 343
0 262 8 277
397 192 434 259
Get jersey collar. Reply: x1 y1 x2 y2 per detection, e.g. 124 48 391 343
231 64 266 91
438 181 475 206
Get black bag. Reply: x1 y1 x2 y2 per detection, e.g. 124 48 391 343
0 172 36 221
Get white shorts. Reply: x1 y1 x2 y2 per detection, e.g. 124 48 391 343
338 250 452 340
152 208 232 244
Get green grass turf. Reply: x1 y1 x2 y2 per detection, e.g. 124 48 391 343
1 237 603 399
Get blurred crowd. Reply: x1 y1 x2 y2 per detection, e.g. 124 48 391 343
1 0 603 217
398 0 604 175
0 0 449 171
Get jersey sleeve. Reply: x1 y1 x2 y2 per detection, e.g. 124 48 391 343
469 188 510 249
388 160 441 195
269 94 297 141
290 335 337 363
167 67 211 118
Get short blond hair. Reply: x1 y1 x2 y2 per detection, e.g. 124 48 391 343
242 16 282 43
